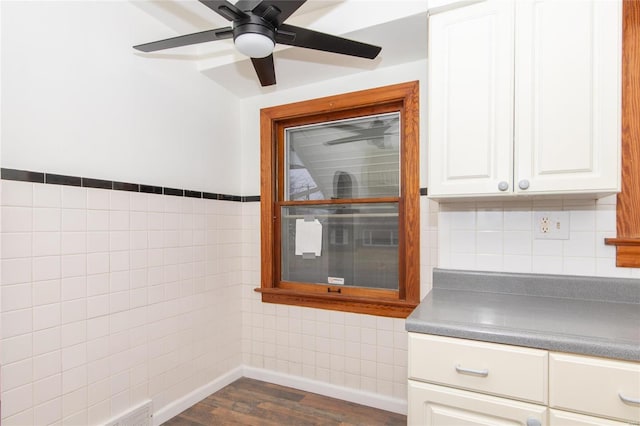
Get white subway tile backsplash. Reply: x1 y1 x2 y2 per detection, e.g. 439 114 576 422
476 210 503 231
563 231 596 258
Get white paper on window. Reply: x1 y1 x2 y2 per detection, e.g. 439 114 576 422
295 218 322 256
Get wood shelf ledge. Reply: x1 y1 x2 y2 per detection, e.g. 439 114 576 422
604 238 640 267
604 238 640 246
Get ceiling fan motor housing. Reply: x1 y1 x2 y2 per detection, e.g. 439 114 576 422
233 15 276 58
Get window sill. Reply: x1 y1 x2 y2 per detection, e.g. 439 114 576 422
604 238 640 267
255 287 418 318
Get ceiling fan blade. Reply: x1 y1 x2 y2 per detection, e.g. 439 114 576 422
133 27 233 52
252 1 306 26
276 24 381 59
251 55 276 86
199 0 249 21
234 0 262 12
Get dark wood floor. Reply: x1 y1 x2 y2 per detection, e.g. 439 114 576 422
162 377 407 426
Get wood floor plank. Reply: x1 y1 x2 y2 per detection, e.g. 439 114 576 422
162 378 406 426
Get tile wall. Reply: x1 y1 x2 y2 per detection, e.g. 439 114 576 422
438 195 640 278
0 180 243 425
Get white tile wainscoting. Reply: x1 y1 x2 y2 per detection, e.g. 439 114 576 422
1 180 436 425
0 180 243 425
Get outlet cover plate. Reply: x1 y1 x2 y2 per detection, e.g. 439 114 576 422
534 211 570 240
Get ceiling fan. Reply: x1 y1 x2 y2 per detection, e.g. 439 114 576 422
133 0 382 87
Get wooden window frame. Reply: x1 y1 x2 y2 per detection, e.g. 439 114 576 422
604 0 640 267
257 81 420 318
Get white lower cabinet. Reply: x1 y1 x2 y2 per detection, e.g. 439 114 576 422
408 333 640 426
408 380 547 426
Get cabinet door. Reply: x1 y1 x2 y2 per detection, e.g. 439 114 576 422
427 0 514 197
409 380 548 426
514 0 622 194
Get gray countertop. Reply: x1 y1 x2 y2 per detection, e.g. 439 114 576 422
406 269 640 362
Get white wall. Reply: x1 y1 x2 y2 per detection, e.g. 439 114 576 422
239 59 429 195
1 1 242 194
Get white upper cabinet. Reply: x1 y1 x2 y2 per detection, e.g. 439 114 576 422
427 0 622 198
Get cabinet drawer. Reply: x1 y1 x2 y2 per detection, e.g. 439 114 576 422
408 380 548 426
549 409 630 426
408 333 548 404
550 352 640 423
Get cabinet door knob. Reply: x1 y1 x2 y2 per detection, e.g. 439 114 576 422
518 179 530 190
498 181 509 191
526 418 541 426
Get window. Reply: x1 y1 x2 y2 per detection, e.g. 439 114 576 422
258 82 420 318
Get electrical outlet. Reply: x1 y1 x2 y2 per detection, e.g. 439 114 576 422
534 211 569 240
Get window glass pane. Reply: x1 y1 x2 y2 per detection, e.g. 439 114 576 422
285 113 400 201
281 203 399 290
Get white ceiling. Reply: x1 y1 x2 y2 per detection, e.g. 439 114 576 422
131 0 428 97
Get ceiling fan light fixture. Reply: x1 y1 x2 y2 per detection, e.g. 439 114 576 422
235 32 275 58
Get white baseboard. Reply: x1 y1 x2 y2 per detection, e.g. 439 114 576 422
152 365 407 424
243 366 407 415
152 366 243 426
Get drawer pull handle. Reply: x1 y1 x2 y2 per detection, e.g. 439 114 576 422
619 392 640 405
455 365 489 377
